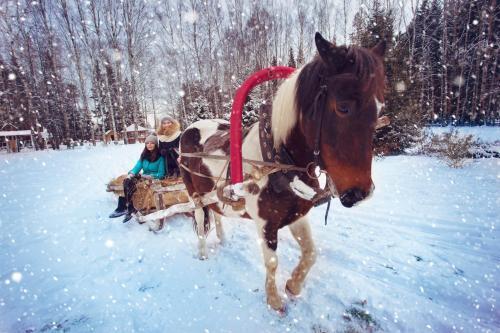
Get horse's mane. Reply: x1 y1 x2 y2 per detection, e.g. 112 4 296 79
271 68 302 149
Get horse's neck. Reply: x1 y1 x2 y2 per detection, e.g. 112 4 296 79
280 125 315 168
241 121 314 168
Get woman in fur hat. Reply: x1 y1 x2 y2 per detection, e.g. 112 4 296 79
109 134 166 223
157 116 182 178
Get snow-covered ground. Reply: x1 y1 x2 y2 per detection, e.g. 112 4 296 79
0 143 498 333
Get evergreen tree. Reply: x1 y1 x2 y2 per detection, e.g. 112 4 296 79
297 44 305 67
287 47 296 68
352 0 422 154
270 55 278 95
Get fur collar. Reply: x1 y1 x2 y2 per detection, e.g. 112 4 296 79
158 130 181 142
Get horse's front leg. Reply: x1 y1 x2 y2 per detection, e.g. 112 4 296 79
213 211 225 245
256 221 284 311
286 216 317 296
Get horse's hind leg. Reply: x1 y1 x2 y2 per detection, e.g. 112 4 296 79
286 216 317 296
256 221 284 311
194 207 208 259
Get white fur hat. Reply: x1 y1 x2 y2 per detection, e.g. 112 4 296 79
160 115 174 123
145 134 158 145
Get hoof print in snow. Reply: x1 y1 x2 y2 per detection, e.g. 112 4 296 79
342 302 381 333
311 323 330 333
413 255 423 262
383 264 398 274
38 315 90 332
138 283 160 292
453 267 465 276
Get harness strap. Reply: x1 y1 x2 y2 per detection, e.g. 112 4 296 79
180 152 314 174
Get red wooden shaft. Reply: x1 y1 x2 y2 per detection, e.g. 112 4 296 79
230 66 295 184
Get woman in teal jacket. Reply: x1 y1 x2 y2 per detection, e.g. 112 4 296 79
109 134 166 223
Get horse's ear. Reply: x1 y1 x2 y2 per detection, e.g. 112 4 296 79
371 40 387 57
315 32 347 71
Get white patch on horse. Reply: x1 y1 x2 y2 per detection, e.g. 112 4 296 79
375 97 384 116
202 148 226 177
191 119 228 145
326 176 339 197
289 176 316 200
272 68 302 149
241 124 262 174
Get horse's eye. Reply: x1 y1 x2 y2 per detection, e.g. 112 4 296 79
338 103 350 115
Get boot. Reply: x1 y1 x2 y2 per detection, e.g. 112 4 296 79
109 197 127 218
122 205 137 223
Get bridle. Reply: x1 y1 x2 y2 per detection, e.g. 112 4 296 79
310 76 329 170
258 75 334 223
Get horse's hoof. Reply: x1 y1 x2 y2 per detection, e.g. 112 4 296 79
198 255 208 260
267 297 285 314
285 279 301 297
285 285 301 301
268 302 287 316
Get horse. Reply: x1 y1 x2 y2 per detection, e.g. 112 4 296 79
178 32 386 312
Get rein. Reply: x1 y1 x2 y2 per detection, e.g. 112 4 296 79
179 151 320 180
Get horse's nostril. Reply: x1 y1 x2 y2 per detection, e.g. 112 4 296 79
340 188 366 208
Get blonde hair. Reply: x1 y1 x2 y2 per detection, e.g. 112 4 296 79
157 118 181 136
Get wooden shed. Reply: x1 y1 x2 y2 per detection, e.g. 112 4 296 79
0 123 35 153
125 124 150 144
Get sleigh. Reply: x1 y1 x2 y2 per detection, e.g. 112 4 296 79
106 175 190 231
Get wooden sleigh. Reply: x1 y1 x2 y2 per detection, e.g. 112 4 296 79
106 175 191 231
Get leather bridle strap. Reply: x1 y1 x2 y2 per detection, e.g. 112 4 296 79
311 78 329 169
310 77 332 224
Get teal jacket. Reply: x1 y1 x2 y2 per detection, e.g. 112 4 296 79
129 156 166 179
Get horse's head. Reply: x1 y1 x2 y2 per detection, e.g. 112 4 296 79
296 33 386 208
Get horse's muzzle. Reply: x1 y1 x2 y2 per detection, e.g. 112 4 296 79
339 187 367 208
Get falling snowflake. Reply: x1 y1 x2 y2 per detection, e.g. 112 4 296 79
453 76 465 87
183 10 198 24
395 81 406 92
111 49 122 62
11 272 22 283
105 239 114 248
8 73 16 81
472 19 479 25
178 90 185 97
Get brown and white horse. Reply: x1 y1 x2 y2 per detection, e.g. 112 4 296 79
179 33 386 311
